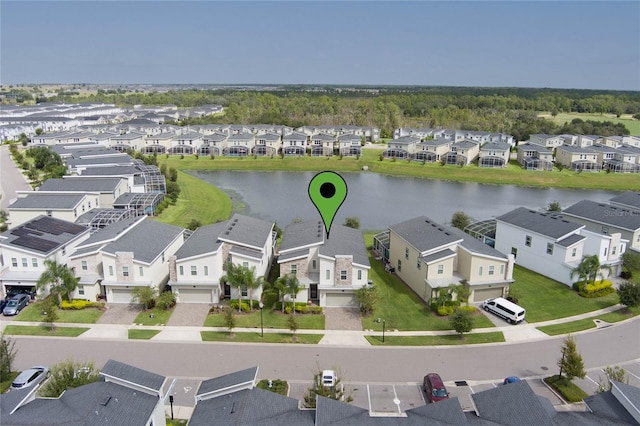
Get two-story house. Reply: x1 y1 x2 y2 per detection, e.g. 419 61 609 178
225 132 255 156
383 136 421 159
554 145 601 171
37 177 129 208
254 132 281 157
516 142 554 170
478 142 510 168
444 140 480 166
310 133 335 156
414 138 451 162
336 134 362 156
282 132 308 156
8 192 101 228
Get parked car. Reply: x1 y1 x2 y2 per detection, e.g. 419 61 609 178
423 373 449 403
3 294 30 316
11 366 50 390
503 376 521 385
321 370 337 389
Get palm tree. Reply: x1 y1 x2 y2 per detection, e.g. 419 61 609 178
448 283 471 307
246 270 266 312
221 263 250 312
36 260 78 305
278 274 302 314
434 287 452 308
570 255 613 290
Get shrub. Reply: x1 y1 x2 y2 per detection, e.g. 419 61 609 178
156 291 176 310
60 300 100 310
437 307 449 316
458 305 476 313
229 299 250 313
544 376 588 403
584 280 612 294
257 379 288 396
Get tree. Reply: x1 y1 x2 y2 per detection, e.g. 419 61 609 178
343 216 360 229
0 333 18 383
547 200 562 212
448 283 470 306
570 254 612 288
621 251 640 278
42 297 59 330
186 219 202 231
450 309 474 339
451 211 471 231
131 286 157 310
557 335 586 380
597 366 629 393
35 128 43 135
221 263 263 312
36 260 79 305
223 307 236 336
287 314 299 340
355 285 378 316
434 287 452 308
278 273 302 314
156 290 176 310
303 364 353 409
37 359 100 398
617 281 640 309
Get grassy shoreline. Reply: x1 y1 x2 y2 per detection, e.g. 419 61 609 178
157 149 638 191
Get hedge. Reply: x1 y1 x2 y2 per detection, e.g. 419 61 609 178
60 300 102 310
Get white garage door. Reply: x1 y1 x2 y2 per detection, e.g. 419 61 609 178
325 293 358 307
110 289 134 304
178 289 212 303
473 287 503 302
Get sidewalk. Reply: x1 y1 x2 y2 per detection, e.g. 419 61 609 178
1 304 631 346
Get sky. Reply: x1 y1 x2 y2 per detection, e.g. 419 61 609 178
1 1 639 90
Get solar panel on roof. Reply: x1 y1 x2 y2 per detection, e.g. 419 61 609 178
12 236 59 253
29 217 85 235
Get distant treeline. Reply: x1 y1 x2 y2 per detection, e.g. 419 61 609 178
50 87 640 140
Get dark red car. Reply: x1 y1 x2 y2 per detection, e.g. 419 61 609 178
423 373 450 403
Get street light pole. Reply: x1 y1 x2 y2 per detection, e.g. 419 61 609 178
259 302 264 337
382 320 386 343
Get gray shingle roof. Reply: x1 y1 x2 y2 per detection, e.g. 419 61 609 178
609 192 640 211
0 216 88 255
66 154 133 166
197 367 258 397
174 221 228 260
218 214 274 250
583 386 640 425
75 216 141 249
100 359 165 392
101 218 183 264
38 177 125 192
557 234 586 247
422 248 457 264
9 194 85 209
389 217 462 253
449 227 508 259
406 396 469 425
79 165 141 176
480 142 509 151
497 207 583 239
563 200 640 231
279 220 324 252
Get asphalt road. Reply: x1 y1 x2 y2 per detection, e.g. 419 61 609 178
10 319 640 384
0 144 32 210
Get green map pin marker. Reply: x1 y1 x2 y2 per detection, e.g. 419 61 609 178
308 171 348 239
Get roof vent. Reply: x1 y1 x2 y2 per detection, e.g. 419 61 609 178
101 396 112 406
224 231 229 235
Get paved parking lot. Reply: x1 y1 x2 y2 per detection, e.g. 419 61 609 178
573 360 640 395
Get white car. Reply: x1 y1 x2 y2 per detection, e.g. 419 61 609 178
11 366 50 390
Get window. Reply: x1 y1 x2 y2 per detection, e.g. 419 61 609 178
241 285 248 297
612 246 617 255
405 248 409 260
571 248 577 257
81 261 88 270
326 269 330 280
417 259 421 270
11 258 17 267
500 265 505 275
78 286 85 296
488 266 495 275
437 264 444 274
479 266 483 276
204 266 209 276
108 265 113 276
22 258 28 267
511 247 517 259
602 226 609 235
122 266 129 277
46 210 52 217
32 258 38 268
546 243 554 255
525 235 532 247
242 262 249 268
191 266 197 276
397 259 402 272
340 270 347 280
357 270 362 280
139 267 144 276
291 264 297 275
312 260 316 269
604 247 608 257
179 266 184 276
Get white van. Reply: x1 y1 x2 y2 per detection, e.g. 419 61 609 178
481 297 525 324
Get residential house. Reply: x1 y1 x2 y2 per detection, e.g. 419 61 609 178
605 148 640 173
254 132 281 156
310 133 335 156
494 207 626 286
282 132 308 156
394 127 436 139
169 214 275 304
554 145 601 172
478 141 510 168
375 217 514 303
0 216 90 298
528 134 564 149
8 192 101 228
336 133 362 156
601 135 625 148
0 359 171 426
609 192 640 211
588 143 617 166
622 135 640 147
383 136 420 159
141 131 176 154
37 176 129 208
70 216 184 303
278 220 370 307
444 139 480 165
65 153 135 174
516 142 554 170
224 132 255 156
108 131 146 152
199 132 228 156
414 137 452 162
169 131 204 155
562 200 640 254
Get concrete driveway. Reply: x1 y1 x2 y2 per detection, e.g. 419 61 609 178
96 304 142 324
324 308 363 330
166 303 211 326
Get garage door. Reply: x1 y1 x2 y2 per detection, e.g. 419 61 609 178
110 289 134 304
178 289 212 303
473 287 503 302
325 293 358 307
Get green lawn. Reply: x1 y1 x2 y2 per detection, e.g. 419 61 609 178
128 329 161 340
1 371 20 394
14 302 104 324
365 331 505 346
2 325 89 337
133 308 174 325
201 331 323 344
510 266 619 323
203 309 325 330
539 111 640 136
154 170 232 228
537 306 640 335
544 376 588 403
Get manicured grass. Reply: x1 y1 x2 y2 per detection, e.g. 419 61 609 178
539 112 640 136
14 302 104 324
1 371 20 394
510 266 619 323
257 379 289 396
128 329 161 340
537 306 640 336
166 419 188 426
155 149 640 191
154 170 232 228
2 325 89 337
200 331 323 344
544 376 589 403
365 331 505 346
203 309 325 330
133 308 174 326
